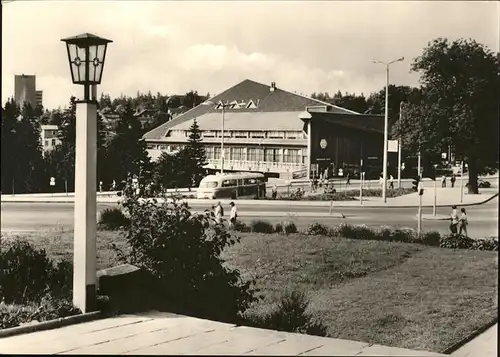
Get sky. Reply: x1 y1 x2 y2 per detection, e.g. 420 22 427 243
2 0 499 110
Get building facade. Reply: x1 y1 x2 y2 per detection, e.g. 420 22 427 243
40 125 61 154
143 79 384 179
36 90 43 108
15 74 37 109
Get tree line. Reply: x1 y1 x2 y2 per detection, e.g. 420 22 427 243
1 97 207 195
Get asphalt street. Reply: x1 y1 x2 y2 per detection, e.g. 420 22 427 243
1 198 497 238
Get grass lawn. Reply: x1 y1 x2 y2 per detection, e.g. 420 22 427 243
2 229 497 353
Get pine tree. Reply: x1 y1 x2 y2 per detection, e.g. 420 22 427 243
183 119 207 187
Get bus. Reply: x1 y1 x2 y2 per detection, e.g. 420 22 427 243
197 172 267 199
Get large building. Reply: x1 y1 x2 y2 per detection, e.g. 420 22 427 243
143 79 384 179
14 74 37 108
36 90 43 108
40 125 61 155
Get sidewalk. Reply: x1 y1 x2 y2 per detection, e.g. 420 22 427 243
2 187 497 208
0 311 445 356
451 323 497 357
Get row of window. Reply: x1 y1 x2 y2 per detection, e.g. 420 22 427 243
168 130 305 140
44 139 57 147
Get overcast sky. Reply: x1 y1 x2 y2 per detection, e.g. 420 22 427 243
2 0 499 110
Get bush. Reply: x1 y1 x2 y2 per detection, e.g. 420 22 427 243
471 237 498 251
0 238 74 305
275 221 298 235
250 220 275 234
439 234 475 249
420 231 441 247
233 220 251 232
333 223 376 240
391 227 418 243
307 223 330 236
0 239 53 304
244 291 327 337
0 294 80 329
98 207 130 230
116 191 258 323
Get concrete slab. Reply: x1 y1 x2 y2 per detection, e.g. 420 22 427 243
451 324 498 357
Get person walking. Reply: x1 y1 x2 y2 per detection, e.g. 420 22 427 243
346 172 351 186
272 184 278 199
99 181 103 193
389 175 394 189
214 201 224 224
450 174 456 188
379 174 384 189
459 208 468 236
441 175 447 188
449 205 459 234
229 201 238 229
111 180 116 191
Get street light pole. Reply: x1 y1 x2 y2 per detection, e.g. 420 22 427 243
397 102 404 189
221 104 225 174
373 57 404 203
61 33 112 314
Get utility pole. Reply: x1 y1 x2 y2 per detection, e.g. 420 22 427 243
397 102 403 189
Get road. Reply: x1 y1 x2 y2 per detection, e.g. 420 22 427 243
1 198 497 238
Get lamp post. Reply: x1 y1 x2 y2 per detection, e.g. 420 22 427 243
373 57 404 203
61 33 112 313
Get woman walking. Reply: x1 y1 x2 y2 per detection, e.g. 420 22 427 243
449 205 459 234
459 208 468 236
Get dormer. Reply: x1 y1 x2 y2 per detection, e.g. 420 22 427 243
246 100 257 109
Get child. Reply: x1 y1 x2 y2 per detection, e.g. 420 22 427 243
459 208 468 236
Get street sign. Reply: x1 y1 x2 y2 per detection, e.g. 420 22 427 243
319 139 327 149
50 177 56 186
388 140 399 153
441 152 447 159
311 163 318 173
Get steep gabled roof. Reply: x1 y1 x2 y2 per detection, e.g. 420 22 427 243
143 79 359 141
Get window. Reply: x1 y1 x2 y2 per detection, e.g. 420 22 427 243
214 147 221 159
284 149 300 163
231 147 244 160
268 131 284 139
203 131 216 138
44 140 49 147
51 139 56 146
250 131 265 139
265 148 280 163
234 131 248 138
222 179 237 187
206 146 214 159
247 148 264 162
200 181 218 188
243 178 258 185
158 145 168 150
147 144 157 150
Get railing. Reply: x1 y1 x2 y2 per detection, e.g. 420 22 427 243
205 159 305 173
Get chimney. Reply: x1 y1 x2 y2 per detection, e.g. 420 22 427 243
270 82 276 92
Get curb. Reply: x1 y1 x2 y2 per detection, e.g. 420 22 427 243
441 317 498 355
420 215 450 221
2 193 497 209
0 311 103 338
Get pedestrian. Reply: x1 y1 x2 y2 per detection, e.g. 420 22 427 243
346 172 351 186
272 184 278 199
449 205 459 234
459 208 468 236
99 181 103 193
450 174 456 188
379 174 384 189
214 201 224 224
229 201 238 228
389 175 394 189
441 175 447 188
111 180 116 191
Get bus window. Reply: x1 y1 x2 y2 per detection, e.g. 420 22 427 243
222 179 237 187
200 181 218 188
243 178 257 185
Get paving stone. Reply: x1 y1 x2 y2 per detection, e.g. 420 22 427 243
196 333 287 355
356 344 445 356
299 338 370 356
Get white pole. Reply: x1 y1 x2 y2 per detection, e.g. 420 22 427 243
221 104 225 174
360 173 363 205
418 193 422 238
73 101 97 313
417 151 421 179
306 120 312 181
397 139 402 189
382 64 389 203
460 160 464 203
433 177 437 216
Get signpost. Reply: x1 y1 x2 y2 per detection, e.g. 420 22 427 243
460 161 464 203
417 181 424 238
388 140 398 153
320 139 327 150
433 164 438 216
359 172 364 205
397 140 402 188
50 177 56 197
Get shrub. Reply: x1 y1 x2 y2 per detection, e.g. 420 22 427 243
244 291 327 337
233 220 251 232
307 223 330 236
420 231 441 247
0 239 53 304
439 234 475 249
98 207 130 230
275 221 298 235
250 220 275 234
471 238 498 251
0 294 80 329
334 224 376 240
116 191 258 323
391 228 417 243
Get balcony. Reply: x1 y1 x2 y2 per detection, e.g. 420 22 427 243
206 158 305 175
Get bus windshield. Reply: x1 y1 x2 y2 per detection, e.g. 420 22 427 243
200 181 218 188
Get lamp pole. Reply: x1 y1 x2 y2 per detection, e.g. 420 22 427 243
61 33 112 314
397 102 404 189
373 57 404 203
221 103 225 174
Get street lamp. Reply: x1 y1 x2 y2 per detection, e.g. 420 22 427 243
373 56 404 203
61 33 112 313
205 100 231 174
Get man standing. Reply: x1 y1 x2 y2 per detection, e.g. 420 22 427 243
229 201 238 228
389 175 394 189
272 184 278 199
450 174 456 188
214 201 224 224
441 175 447 188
